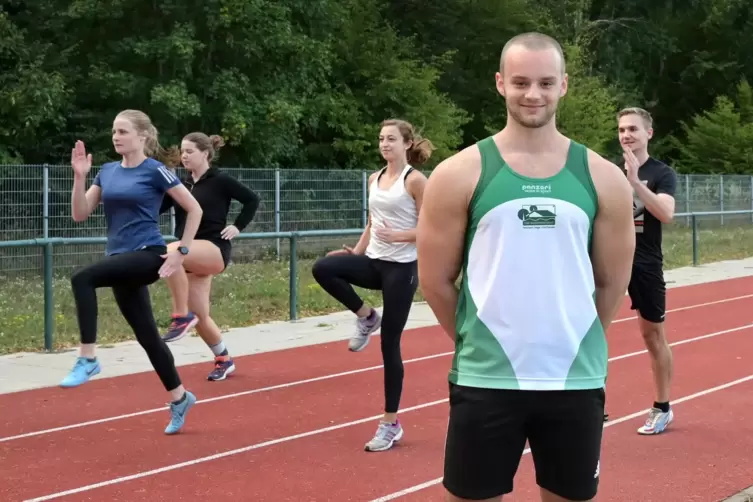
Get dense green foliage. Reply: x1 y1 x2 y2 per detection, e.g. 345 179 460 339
2 0 752 173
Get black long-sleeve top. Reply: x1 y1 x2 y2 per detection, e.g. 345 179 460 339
160 167 260 242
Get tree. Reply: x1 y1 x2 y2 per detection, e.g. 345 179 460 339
556 44 620 154
668 79 753 174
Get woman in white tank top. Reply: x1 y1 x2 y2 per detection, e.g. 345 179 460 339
312 119 433 452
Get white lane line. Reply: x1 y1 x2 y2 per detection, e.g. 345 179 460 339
22 399 450 502
2 294 752 444
24 372 753 502
368 372 753 502
0 352 452 443
609 323 753 362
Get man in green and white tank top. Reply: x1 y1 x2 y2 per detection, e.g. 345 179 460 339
417 32 636 502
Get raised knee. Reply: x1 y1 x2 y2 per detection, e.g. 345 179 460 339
70 267 91 289
311 257 331 281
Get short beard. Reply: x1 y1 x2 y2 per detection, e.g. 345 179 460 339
508 104 557 129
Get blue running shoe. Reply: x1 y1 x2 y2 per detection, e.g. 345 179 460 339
162 312 199 343
60 357 101 388
165 391 197 435
207 355 235 381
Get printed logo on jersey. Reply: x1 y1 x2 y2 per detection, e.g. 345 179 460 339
517 204 556 228
521 184 552 194
632 180 648 234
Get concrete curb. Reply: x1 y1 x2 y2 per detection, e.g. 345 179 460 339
722 486 753 502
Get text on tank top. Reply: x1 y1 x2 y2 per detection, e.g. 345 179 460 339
451 136 605 391
365 164 418 263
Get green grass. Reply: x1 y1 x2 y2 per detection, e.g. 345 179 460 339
0 221 752 355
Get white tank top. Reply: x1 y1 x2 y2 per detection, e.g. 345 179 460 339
365 165 418 263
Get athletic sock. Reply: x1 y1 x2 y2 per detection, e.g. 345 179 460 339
209 340 227 357
653 401 670 413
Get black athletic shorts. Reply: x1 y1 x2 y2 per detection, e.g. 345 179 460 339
212 239 232 270
627 262 666 323
443 383 605 501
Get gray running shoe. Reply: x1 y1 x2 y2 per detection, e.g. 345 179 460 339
348 309 381 352
364 420 403 452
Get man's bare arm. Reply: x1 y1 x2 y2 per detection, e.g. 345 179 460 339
590 152 637 332
632 180 675 224
416 152 477 341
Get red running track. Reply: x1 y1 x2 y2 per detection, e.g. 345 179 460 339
0 276 752 501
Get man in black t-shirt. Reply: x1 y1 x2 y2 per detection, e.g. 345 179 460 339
617 107 677 436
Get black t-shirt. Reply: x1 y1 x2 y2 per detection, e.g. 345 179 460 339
160 167 260 243
619 157 677 266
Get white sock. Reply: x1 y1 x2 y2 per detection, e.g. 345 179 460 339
209 340 227 356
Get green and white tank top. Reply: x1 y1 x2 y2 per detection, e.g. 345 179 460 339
451 136 605 391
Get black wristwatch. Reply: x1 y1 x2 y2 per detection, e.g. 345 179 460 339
177 246 189 255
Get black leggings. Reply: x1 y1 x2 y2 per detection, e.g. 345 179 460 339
70 246 181 391
312 254 418 413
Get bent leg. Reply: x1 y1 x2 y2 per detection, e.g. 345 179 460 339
311 253 381 313
112 282 197 434
311 253 383 351
113 284 182 393
188 273 236 381
70 250 164 347
162 240 224 342
62 248 166 388
363 260 418 452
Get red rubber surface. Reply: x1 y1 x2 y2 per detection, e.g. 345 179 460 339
1 275 752 502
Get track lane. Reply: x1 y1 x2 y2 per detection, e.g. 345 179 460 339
387 379 753 502
16 322 753 502
3 290 752 441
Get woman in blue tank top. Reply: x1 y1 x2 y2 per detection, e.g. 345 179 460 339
61 109 203 435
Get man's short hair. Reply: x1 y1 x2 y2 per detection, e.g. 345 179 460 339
617 107 653 129
499 32 566 74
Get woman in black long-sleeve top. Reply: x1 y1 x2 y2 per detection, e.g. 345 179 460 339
159 132 260 381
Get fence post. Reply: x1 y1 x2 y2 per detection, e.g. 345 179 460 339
288 233 298 320
43 164 49 240
719 175 724 225
361 170 368 227
275 169 281 259
692 214 699 266
42 164 54 351
43 243 54 351
684 174 690 226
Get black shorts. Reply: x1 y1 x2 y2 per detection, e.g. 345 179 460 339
212 239 232 270
627 262 666 323
443 383 605 501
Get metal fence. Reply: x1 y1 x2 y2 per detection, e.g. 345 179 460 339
1 164 752 277
1 210 751 351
